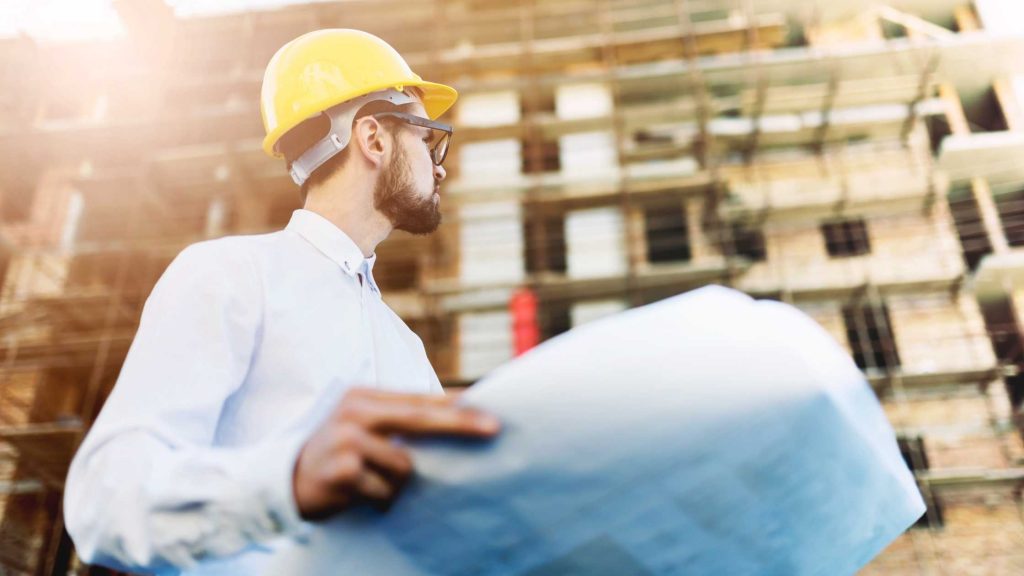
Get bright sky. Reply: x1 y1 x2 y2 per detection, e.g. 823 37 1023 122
4 0 1024 42
0 0 335 42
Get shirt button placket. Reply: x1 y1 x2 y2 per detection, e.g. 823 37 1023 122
344 261 364 304
358 261 377 386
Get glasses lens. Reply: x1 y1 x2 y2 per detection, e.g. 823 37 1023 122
432 132 451 165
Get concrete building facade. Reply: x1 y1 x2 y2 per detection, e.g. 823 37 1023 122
2 0 1024 573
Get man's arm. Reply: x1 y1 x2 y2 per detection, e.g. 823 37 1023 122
63 241 500 572
63 241 298 572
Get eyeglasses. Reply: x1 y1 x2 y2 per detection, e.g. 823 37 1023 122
372 112 453 166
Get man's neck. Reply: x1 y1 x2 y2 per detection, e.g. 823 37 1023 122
303 185 391 258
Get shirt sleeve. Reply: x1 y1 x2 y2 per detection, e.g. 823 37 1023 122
63 240 310 573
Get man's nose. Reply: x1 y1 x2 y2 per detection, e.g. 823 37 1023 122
433 164 446 182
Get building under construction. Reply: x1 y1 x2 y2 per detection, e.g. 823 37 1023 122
3 0 1024 573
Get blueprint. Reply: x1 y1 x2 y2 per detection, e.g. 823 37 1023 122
263 285 925 576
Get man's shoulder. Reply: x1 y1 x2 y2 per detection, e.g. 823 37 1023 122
143 233 287 307
161 231 293 288
175 231 288 266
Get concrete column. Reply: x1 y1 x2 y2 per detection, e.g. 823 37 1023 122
938 84 970 136
971 177 1010 255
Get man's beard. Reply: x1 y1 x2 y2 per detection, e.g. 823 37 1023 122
374 144 441 235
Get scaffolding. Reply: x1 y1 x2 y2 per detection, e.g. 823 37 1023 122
3 0 1024 573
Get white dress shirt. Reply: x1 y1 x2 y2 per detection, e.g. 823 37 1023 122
64 209 443 575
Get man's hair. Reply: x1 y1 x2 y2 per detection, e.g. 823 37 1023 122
279 99 417 204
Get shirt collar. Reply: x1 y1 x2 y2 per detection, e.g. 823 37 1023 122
286 210 379 290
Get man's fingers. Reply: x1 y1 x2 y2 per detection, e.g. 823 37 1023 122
322 431 409 501
352 468 395 502
348 427 414 478
368 403 499 436
337 389 501 437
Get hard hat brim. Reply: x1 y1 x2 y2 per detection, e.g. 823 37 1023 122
410 80 459 121
262 79 458 159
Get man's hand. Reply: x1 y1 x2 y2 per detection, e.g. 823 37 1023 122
293 388 500 520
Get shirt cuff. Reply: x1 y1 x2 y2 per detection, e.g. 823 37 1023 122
250 432 315 541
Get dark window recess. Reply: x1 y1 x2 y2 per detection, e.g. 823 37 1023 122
522 138 560 174
962 86 1008 134
897 436 944 529
645 205 691 263
520 89 556 117
995 188 1024 248
822 219 870 258
952 7 976 32
898 436 930 470
949 186 994 271
541 302 572 340
730 223 767 261
782 25 808 49
524 215 567 274
842 303 901 372
978 298 1024 409
520 90 559 174
980 299 1024 366
925 114 953 157
1007 374 1024 412
880 19 908 40
49 527 75 576
635 130 674 145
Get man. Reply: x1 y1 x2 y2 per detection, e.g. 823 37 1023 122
64 29 500 575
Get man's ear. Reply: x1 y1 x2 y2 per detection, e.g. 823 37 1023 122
352 116 388 168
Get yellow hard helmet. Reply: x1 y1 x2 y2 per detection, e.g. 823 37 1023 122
260 28 458 159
